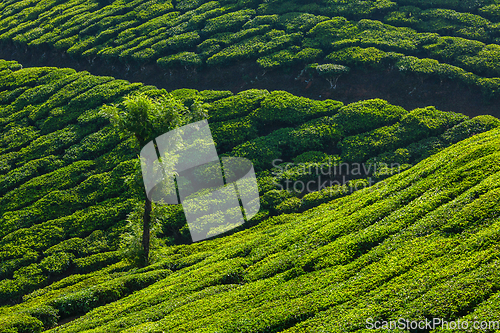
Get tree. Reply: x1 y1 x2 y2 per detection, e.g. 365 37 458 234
101 92 207 266
308 63 350 89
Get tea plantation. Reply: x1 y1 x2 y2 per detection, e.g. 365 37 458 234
3 0 500 95
0 58 500 331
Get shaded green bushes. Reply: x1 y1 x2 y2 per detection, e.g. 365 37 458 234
339 106 468 162
252 90 342 126
2 0 500 95
0 60 498 331
14 127 499 333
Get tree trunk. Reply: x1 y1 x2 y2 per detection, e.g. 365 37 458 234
142 195 152 266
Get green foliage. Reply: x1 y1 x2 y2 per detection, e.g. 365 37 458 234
73 252 121 274
400 106 468 137
307 17 359 49
210 117 258 152
206 35 266 65
101 92 204 145
253 90 342 125
20 305 59 330
0 0 498 96
40 252 74 275
0 314 43 333
152 31 201 54
357 19 438 52
202 9 255 34
256 46 298 68
157 51 203 68
423 36 486 62
327 46 397 68
314 63 350 77
339 106 468 162
441 115 500 144
0 60 499 331
479 4 500 21
333 98 408 135
207 89 268 122
461 44 500 77
198 89 233 102
261 189 294 214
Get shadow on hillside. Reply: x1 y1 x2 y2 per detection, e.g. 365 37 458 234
0 41 498 119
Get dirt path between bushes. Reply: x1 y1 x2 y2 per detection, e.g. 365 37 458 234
1 41 499 119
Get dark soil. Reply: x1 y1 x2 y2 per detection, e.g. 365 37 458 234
1 41 499 118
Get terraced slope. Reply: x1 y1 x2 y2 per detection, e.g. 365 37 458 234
1 111 500 332
1 59 500 331
2 0 500 96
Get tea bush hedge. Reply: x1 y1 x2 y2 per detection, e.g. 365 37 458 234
2 0 500 95
0 61 498 331
14 127 497 333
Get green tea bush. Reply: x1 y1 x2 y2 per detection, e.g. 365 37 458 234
340 106 468 162
230 134 282 171
261 189 294 214
252 91 342 126
339 123 403 162
423 36 485 62
279 12 330 33
198 89 233 102
157 51 203 68
479 4 500 21
210 117 258 152
242 14 279 29
256 47 298 68
21 305 59 330
461 44 500 76
333 98 408 135
258 32 302 55
202 9 255 34
293 151 329 164
286 117 343 154
62 126 121 162
357 19 436 52
327 46 394 68
208 89 268 122
405 136 446 163
68 80 142 111
0 160 94 214
440 115 500 144
206 35 266 65
73 251 121 274
0 155 63 195
0 87 28 106
307 17 359 49
152 31 200 54
0 314 43 333
0 124 39 152
300 183 350 211
418 8 492 41
44 238 85 256
2 67 55 90
188 7 228 30
40 252 74 275
400 106 468 137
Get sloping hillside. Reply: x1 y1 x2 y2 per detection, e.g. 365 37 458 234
1 115 500 332
2 0 500 97
1 59 500 332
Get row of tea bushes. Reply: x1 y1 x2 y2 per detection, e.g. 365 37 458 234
3 0 500 95
3 126 499 332
0 60 496 322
